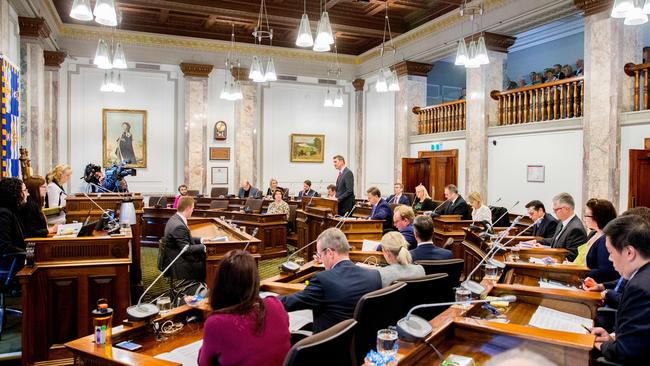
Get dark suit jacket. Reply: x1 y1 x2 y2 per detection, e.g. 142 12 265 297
238 186 262 199
586 235 619 283
163 213 206 282
409 242 453 262
400 223 417 250
532 213 558 238
279 260 381 333
540 215 587 261
387 194 410 206
604 278 626 309
17 201 49 238
298 189 319 198
370 198 392 231
335 167 355 216
438 195 471 220
266 187 288 197
0 207 25 255
412 197 434 211
601 262 650 364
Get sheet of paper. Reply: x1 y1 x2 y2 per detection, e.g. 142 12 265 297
54 222 83 238
538 279 577 290
528 306 592 334
288 309 313 331
154 340 202 366
362 239 380 252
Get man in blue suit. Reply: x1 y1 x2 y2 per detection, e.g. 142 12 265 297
297 179 319 198
367 186 392 232
237 180 262 199
410 215 453 261
393 205 417 249
333 155 355 216
279 228 382 333
524 200 558 239
387 183 410 205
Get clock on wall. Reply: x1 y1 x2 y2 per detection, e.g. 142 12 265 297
214 121 227 141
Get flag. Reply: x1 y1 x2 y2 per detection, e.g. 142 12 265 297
1 57 20 178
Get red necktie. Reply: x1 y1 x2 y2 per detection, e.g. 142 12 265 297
337 171 341 184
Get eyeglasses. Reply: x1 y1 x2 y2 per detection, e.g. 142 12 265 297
552 206 568 213
313 248 331 261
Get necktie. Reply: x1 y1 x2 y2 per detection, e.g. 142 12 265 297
336 171 341 184
393 195 398 204
614 277 625 292
552 222 564 246
371 204 376 218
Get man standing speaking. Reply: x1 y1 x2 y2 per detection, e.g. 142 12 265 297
333 155 354 216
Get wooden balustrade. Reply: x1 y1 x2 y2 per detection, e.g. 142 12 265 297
413 99 466 135
490 76 584 126
624 62 650 111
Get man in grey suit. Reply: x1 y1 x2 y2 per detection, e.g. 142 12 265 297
237 180 262 199
333 155 355 216
537 192 587 261
163 196 207 282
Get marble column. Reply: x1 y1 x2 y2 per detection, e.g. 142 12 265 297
353 79 365 197
180 63 213 194
0 1 11 58
43 51 66 174
580 9 640 207
391 61 432 184
232 67 258 189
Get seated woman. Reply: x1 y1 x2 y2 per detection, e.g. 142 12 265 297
265 178 285 198
572 198 619 283
172 184 189 209
467 191 492 225
0 177 27 256
46 164 72 224
198 250 290 366
376 232 425 287
266 189 290 220
412 184 434 212
18 176 58 238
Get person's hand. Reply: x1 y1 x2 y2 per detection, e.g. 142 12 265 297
591 327 613 350
48 224 59 234
600 290 608 300
582 277 604 292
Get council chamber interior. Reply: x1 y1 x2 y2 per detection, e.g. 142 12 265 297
1 0 650 365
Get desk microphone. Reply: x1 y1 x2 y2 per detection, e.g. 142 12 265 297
483 217 544 272
492 200 520 227
82 192 120 232
428 198 451 216
396 295 517 341
489 197 502 206
306 193 316 207
126 245 190 321
242 228 259 252
154 195 166 208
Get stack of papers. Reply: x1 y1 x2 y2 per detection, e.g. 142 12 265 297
54 223 83 238
289 309 313 331
528 306 592 334
538 279 577 290
362 239 380 252
155 340 203 366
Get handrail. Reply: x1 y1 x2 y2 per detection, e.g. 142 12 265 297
412 99 466 135
624 62 650 111
490 76 584 126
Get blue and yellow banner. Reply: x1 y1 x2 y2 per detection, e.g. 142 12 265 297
1 57 20 178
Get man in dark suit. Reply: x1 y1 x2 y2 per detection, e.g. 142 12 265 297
387 183 410 205
280 228 381 333
163 196 207 282
237 180 262 199
367 186 392 232
436 184 471 220
333 155 355 216
590 215 650 364
393 205 417 249
298 179 319 198
537 193 587 261
410 215 453 261
524 200 558 238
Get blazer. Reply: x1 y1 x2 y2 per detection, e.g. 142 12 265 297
335 167 355 216
298 189 319 198
438 195 471 220
17 201 49 238
601 262 650 364
604 278 627 309
532 213 558 238
586 235 619 283
370 198 393 231
377 264 425 287
399 223 417 250
409 242 453 262
279 260 381 333
163 213 206 282
540 215 587 261
265 187 287 197
387 194 410 206
412 197 435 212
238 186 262 199
0 207 25 255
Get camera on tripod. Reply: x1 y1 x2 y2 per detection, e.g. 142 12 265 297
103 160 137 192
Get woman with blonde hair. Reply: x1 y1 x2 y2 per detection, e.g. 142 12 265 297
467 191 492 225
46 164 72 224
376 231 425 287
412 184 434 211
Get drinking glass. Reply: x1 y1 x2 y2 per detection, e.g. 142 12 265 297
484 263 497 279
376 328 398 357
455 287 471 308
510 246 520 261
240 226 247 234
156 296 172 314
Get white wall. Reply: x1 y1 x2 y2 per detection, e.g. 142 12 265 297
487 130 583 214
0 2 20 66
409 139 467 196
207 69 236 193
620 121 650 213
364 83 395 196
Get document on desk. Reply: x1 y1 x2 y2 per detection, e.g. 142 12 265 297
289 309 313 331
528 306 593 334
362 239 380 252
538 279 578 290
155 339 203 366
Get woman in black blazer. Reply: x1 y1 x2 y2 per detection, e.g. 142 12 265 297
18 176 57 238
0 177 27 255
412 184 435 211
579 198 619 283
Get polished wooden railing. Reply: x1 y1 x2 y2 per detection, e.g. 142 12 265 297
490 76 584 126
413 99 466 135
624 62 650 111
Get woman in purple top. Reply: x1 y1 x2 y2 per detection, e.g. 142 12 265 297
198 250 290 366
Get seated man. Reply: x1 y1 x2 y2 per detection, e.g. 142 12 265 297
279 228 381 333
237 180 262 199
298 179 319 198
590 215 650 364
163 196 206 282
524 200 558 239
436 184 471 220
410 215 453 261
393 205 417 250
387 183 410 205
325 184 337 200
367 186 392 232
537 192 587 261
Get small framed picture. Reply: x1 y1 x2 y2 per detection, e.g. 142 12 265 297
211 167 228 185
209 147 230 160
527 165 545 182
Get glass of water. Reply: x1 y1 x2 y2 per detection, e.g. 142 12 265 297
484 263 497 279
376 328 398 357
156 296 172 314
510 246 520 262
455 287 471 308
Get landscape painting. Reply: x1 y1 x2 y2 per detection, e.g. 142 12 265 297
290 134 325 163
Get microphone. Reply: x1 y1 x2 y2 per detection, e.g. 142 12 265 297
489 197 502 206
242 228 259 252
82 191 120 231
484 216 544 270
154 194 166 208
306 193 316 207
428 197 451 216
492 200 520 227
396 295 517 341
126 244 190 320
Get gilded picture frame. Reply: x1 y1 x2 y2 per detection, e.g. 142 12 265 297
290 134 325 163
102 109 147 168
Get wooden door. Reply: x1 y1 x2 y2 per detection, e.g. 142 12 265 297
401 150 458 201
401 158 431 197
629 149 650 208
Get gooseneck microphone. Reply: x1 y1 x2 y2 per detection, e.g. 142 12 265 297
430 198 451 215
81 191 120 230
154 194 166 208
485 216 544 268
396 295 517 341
242 228 260 252
492 200 520 227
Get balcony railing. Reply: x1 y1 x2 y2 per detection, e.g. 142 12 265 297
624 62 650 111
490 76 584 126
413 100 466 135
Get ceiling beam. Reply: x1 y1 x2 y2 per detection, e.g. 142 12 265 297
325 0 346 10
158 9 169 23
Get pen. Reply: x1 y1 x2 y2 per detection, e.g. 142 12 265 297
581 324 592 334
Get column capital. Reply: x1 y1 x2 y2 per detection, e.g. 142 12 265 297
390 61 432 77
231 66 250 82
352 79 365 91
18 17 51 39
44 51 66 68
180 63 213 78
464 32 516 53
574 0 612 16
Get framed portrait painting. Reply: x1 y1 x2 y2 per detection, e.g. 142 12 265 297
102 109 147 168
290 134 325 163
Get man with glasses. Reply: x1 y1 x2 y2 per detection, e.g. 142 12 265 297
524 200 558 239
279 228 381 333
536 192 587 261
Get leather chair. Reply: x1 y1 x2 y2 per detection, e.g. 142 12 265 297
210 187 228 197
209 200 229 210
288 204 298 232
352 282 407 365
0 252 25 340
283 319 357 366
148 196 167 207
244 198 264 214
404 192 415 205
187 190 199 197
414 258 464 301
397 273 451 320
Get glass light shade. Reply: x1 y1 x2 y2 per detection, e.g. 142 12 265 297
93 0 117 26
119 200 137 225
612 0 635 18
70 0 93 21
465 41 480 68
375 69 388 92
644 0 650 14
315 11 334 45
475 36 489 65
324 89 334 107
93 39 112 69
112 42 127 69
100 72 112 92
312 37 331 52
220 80 231 100
249 56 265 82
232 81 243 100
624 6 648 25
333 89 344 107
296 13 314 47
388 70 400 91
454 39 468 66
113 72 125 93
264 58 277 82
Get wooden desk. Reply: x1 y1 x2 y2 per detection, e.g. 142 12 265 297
433 215 473 248
299 196 338 215
500 262 590 288
18 233 132 365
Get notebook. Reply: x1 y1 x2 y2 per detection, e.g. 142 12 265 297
528 306 592 334
155 339 203 366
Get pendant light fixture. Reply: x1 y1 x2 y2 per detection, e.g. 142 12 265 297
609 0 649 25
454 3 489 68
296 0 314 47
221 25 243 101
112 42 127 69
624 4 648 25
70 0 93 21
324 40 344 108
93 0 118 26
250 0 276 83
375 2 400 93
313 0 334 52
93 39 112 69
612 0 636 18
